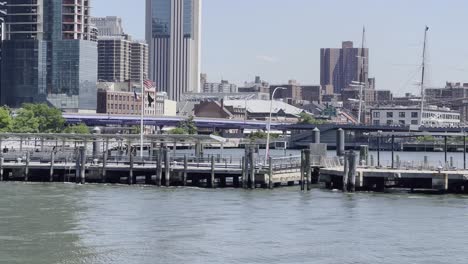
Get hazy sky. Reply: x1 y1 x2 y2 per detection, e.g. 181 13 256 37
93 0 468 95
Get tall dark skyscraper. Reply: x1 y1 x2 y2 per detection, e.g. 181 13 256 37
320 41 369 94
1 0 98 111
146 0 201 101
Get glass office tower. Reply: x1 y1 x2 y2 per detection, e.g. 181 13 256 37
0 0 97 111
146 0 201 101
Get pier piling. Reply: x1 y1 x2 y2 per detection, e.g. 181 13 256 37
102 151 107 183
156 148 162 186
300 150 305 191
24 152 30 182
305 149 312 191
249 147 255 189
79 147 86 184
268 157 273 189
210 155 215 188
49 151 55 182
164 148 170 187
348 151 357 192
241 156 247 189
128 153 134 185
342 153 349 192
183 155 188 186
0 157 3 181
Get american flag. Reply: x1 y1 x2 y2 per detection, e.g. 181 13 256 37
143 79 156 90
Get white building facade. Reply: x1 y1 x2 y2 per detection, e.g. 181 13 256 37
145 0 201 102
370 106 461 127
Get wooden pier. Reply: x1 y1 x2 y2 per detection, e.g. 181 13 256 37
0 133 326 189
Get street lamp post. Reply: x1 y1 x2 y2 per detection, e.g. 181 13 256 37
265 87 286 163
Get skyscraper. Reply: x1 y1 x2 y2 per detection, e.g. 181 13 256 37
1 0 98 111
145 0 201 101
97 38 148 84
90 16 125 38
320 41 369 94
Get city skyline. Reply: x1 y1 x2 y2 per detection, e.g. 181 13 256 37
93 0 468 96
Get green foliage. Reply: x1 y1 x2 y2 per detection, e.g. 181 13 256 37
21 103 65 133
11 108 40 133
297 112 324 125
130 125 141 134
0 107 12 132
249 131 279 141
63 123 90 134
168 127 187 135
415 135 435 142
177 116 197 135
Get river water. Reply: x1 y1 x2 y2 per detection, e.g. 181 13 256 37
1 182 467 264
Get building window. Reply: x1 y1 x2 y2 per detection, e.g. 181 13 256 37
399 120 405 125
399 112 406 118
387 112 393 118
411 112 418 118
373 112 380 118
411 120 418 125
373 120 380 125
387 120 393 125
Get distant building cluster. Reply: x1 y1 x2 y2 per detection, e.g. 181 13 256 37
0 1 463 127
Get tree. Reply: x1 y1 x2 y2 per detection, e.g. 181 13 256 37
297 112 324 125
0 107 12 132
177 116 197 135
168 127 187 135
249 131 279 141
11 108 39 133
63 123 90 134
22 103 65 133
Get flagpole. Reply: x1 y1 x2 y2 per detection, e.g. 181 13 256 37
140 61 144 158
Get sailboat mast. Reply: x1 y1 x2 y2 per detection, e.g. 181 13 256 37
419 26 429 126
357 27 366 125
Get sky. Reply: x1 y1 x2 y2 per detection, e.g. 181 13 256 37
93 0 468 96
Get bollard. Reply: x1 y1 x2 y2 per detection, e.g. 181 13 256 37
359 145 369 166
49 151 55 182
342 153 349 192
313 128 320 144
396 155 400 169
450 156 454 168
336 128 345 158
424 156 428 169
348 151 357 192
